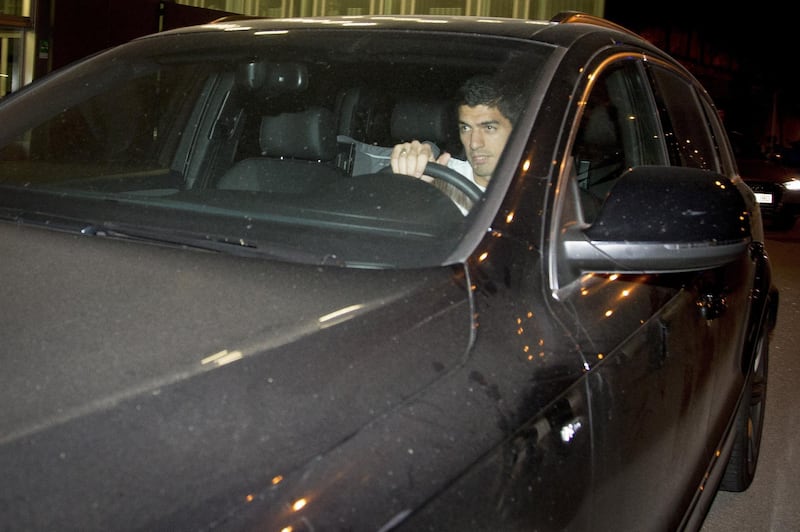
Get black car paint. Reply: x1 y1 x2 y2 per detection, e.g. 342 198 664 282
1 221 476 529
0 14 777 532
4 193 744 531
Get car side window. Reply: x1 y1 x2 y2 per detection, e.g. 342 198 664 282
551 56 667 293
646 64 722 172
570 59 665 224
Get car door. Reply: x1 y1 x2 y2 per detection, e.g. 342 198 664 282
645 61 758 459
548 54 757 530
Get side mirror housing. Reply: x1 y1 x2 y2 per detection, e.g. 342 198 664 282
563 167 752 274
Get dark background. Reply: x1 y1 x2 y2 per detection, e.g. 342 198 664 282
604 1 798 154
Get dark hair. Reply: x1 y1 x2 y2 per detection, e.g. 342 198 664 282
456 74 526 126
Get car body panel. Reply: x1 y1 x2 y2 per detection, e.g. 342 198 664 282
1 222 478 530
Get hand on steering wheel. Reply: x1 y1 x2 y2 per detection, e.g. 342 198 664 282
389 140 483 204
417 162 483 203
381 160 483 207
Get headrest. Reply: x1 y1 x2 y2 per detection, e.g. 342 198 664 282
260 107 337 161
579 106 618 148
390 99 455 145
336 86 393 144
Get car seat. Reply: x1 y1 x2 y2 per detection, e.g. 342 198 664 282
217 106 341 193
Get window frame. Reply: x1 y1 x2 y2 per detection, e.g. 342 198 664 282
548 52 669 296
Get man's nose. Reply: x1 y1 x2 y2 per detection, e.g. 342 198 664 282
469 130 484 150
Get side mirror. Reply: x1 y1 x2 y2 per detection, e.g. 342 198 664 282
563 166 752 274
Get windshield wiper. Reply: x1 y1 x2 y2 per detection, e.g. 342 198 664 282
1 208 344 266
80 222 344 265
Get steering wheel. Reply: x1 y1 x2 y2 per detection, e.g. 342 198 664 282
382 161 483 204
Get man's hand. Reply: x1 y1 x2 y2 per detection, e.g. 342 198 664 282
391 140 451 182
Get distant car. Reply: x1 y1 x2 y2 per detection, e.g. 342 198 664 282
738 156 800 230
0 12 779 532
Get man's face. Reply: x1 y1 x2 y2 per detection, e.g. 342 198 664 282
458 104 514 187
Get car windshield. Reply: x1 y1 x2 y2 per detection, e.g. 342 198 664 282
0 23 550 269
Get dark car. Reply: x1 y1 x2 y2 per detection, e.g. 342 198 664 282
0 12 778 532
738 156 800 230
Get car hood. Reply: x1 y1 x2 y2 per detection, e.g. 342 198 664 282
0 222 474 530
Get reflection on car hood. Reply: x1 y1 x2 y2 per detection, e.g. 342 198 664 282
0 222 473 530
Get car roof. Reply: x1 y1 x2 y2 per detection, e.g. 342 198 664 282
148 12 654 50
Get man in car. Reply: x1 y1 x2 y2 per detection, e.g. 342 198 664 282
390 74 525 208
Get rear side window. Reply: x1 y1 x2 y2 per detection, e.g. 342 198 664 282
647 64 722 172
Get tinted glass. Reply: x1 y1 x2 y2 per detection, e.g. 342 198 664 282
571 58 665 223
648 64 721 171
551 54 667 292
0 27 550 269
